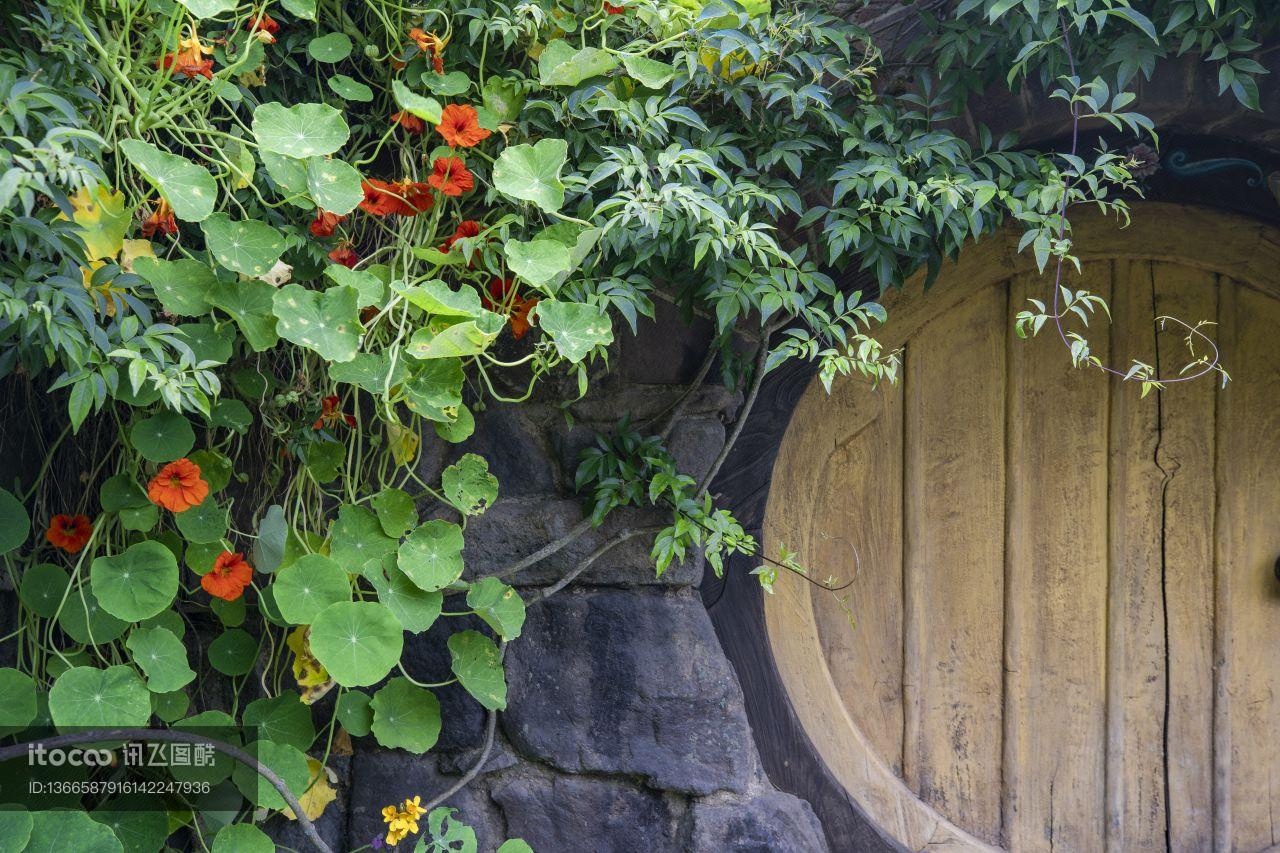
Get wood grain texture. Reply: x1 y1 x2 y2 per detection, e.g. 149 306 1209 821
902 283 1007 842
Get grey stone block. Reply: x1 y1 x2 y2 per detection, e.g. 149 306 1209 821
689 791 830 853
492 775 682 853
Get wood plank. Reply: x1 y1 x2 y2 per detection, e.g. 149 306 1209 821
1213 280 1280 852
1104 259 1167 853
1154 262 1219 852
810 377 905 773
1003 262 1112 852
901 282 1007 843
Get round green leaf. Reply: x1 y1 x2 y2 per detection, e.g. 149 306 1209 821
442 453 498 516
362 559 442 634
129 412 195 463
151 689 190 722
308 601 404 687
306 157 364 215
232 740 310 810
172 710 238 785
99 474 148 512
178 0 237 18
90 808 170 853
532 299 614 363
0 487 30 555
0 811 33 853
242 694 315 752
0 667 37 736
392 80 442 123
212 824 274 853
504 237 572 288
336 690 373 736
201 213 286 278
208 628 258 676
252 101 350 158
272 283 361 363
208 398 253 434
330 505 397 568
328 74 374 102
307 32 353 63
140 608 186 639
372 488 417 538
497 842 535 853
126 626 195 693
19 562 70 618
25 810 122 853
179 317 234 362
48 665 151 729
434 403 475 443
448 630 507 711
133 257 217 316
119 139 217 222
397 520 464 592
492 137 568 213
272 554 351 625
119 504 159 533
369 677 440 754
59 587 128 645
211 595 246 627
173 497 228 544
188 449 233 492
90 541 178 622
467 577 526 640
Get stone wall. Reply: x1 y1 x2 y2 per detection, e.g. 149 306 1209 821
268 304 830 853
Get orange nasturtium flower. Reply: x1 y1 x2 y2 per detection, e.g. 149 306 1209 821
246 13 280 43
408 28 446 73
309 209 345 237
202 551 253 601
159 29 215 80
427 157 474 197
147 458 210 513
359 179 433 217
390 110 426 134
313 395 356 430
140 198 178 238
605 2 627 13
45 514 93 553
435 104 491 148
485 277 539 340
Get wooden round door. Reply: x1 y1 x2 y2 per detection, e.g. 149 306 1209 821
764 204 1280 853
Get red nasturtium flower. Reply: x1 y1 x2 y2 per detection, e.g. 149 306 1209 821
427 157 474 197
329 241 360 268
140 198 178 238
485 277 539 340
359 178 433 217
310 209 345 237
246 13 280 42
313 395 356 430
45 514 92 554
605 2 626 13
408 27 446 73
202 551 253 601
440 219 482 252
159 30 215 80
435 104 491 148
390 110 426 134
147 458 210 513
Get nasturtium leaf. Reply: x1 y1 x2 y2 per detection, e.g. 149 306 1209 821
497 841 535 853
201 213 286 277
325 265 385 307
397 520 464 592
48 665 151 729
492 138 568 213
59 587 127 645
362 558 442 634
308 601 404 687
372 488 417 538
336 690 373 736
25 811 122 853
126 626 196 693
0 811 33 853
178 0 236 18
448 630 507 711
208 398 253 434
396 279 483 318
405 313 504 360
427 809 477 852
434 403 475 443
534 300 614 362
279 0 316 20
466 577 525 640
422 70 471 96
273 555 351 625
0 668 37 736
212 823 274 853
0 487 30 555
188 449 232 492
330 505 397 568
140 608 186 639
178 320 235 364
260 149 310 205
133 257 217 316
242 694 315 752
400 360 463 424
208 277 278 351
272 284 361 362
442 453 498 516
392 79 442 123
19 562 69 618
151 689 190 722
306 157 364 215
252 102 350 158
329 352 407 392
328 74 373 101
130 411 195 463
482 76 525 121
534 221 601 292
89 809 168 853
118 504 158 533
90 541 178 622
538 39 619 86
252 504 288 574
233 740 310 810
174 497 229 544
207 628 258 676
172 710 239 785
119 139 217 222
504 237 572 288
304 441 344 483
65 184 129 261
623 54 677 88
369 677 440 754
307 32 353 63
211 595 245 628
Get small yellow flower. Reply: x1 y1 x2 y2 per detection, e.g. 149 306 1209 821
402 795 427 820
